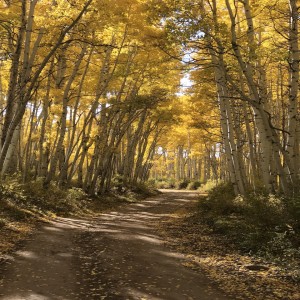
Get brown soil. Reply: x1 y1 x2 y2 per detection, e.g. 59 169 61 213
0 190 229 300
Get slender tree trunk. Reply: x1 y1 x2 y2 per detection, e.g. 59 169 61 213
287 0 299 188
45 46 86 186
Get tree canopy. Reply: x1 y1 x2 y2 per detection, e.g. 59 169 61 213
0 0 299 197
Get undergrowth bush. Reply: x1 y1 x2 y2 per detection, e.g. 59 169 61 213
150 178 203 190
110 176 159 200
0 217 9 228
150 178 176 189
244 193 287 228
187 181 201 190
128 181 159 197
111 175 125 192
284 196 300 231
0 178 89 217
175 179 190 190
198 180 219 193
197 182 300 262
200 182 236 215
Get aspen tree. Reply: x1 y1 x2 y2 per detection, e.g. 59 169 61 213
287 0 299 187
0 0 93 176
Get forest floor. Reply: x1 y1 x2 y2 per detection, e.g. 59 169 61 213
0 190 299 300
157 191 300 300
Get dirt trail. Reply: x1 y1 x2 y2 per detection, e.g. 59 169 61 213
0 190 229 300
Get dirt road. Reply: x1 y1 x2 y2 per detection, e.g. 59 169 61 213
0 190 229 300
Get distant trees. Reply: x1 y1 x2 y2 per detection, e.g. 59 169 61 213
150 95 221 185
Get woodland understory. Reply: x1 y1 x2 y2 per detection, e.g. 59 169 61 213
0 0 300 297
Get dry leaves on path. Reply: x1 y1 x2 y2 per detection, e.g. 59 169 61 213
157 205 300 300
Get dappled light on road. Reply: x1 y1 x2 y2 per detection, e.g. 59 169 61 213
0 191 228 300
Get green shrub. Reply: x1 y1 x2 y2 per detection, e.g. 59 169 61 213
198 180 219 193
155 180 170 189
66 187 86 201
129 182 158 197
0 218 7 228
244 193 287 228
239 230 276 253
150 178 176 189
196 182 300 258
18 179 88 215
284 196 300 230
187 181 201 190
175 180 190 189
199 182 236 215
111 175 126 192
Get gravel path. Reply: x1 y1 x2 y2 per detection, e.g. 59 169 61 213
0 190 229 300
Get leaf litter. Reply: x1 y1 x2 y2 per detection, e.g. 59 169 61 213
157 203 300 300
